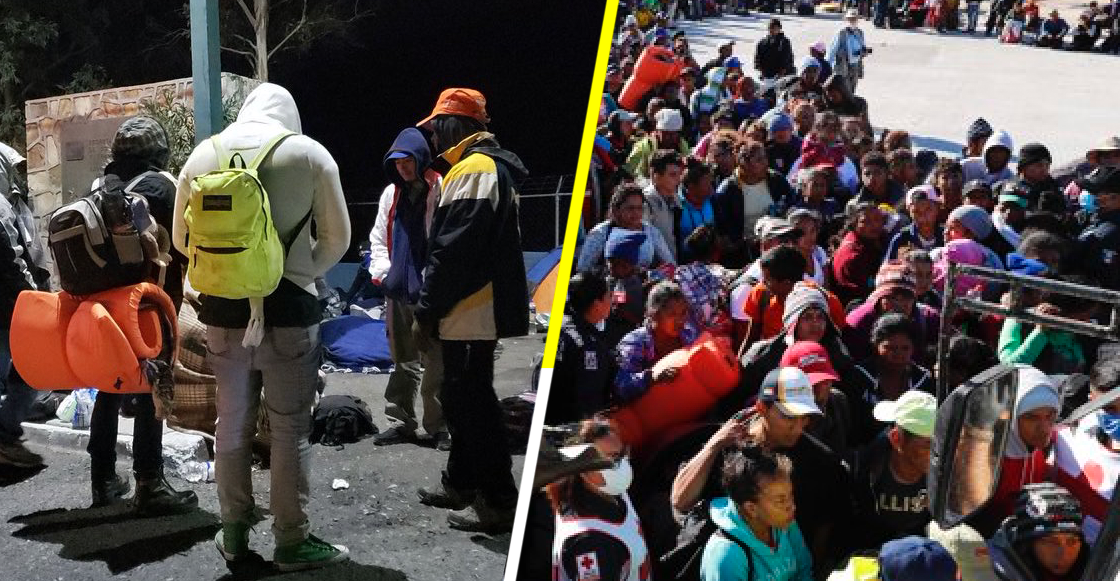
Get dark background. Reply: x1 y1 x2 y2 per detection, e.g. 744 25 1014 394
19 0 606 254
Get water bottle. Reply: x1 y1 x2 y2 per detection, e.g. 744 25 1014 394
180 460 216 483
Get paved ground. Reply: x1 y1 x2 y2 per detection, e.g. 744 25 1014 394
677 4 1120 163
0 332 544 581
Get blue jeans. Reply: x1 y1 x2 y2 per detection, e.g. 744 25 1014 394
0 328 36 444
966 3 980 30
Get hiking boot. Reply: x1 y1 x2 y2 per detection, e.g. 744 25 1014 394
215 522 251 562
134 472 199 515
373 425 415 446
435 431 452 452
448 497 516 534
274 534 349 572
418 472 476 510
91 473 130 508
0 440 43 468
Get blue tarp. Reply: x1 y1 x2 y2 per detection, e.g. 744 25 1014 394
320 315 393 371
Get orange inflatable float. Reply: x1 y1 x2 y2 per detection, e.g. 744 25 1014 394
11 282 177 394
610 333 740 446
619 46 683 111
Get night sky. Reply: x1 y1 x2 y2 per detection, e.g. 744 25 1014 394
98 0 607 252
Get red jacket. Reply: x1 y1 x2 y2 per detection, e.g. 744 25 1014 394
830 232 885 306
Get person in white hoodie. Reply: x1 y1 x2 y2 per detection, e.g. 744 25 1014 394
961 130 1014 186
172 83 351 571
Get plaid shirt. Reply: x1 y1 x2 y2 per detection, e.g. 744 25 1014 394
673 262 724 329
614 322 699 403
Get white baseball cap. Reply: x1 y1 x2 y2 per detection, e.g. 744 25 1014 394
759 367 822 417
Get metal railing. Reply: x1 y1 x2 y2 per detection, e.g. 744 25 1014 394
936 262 1120 400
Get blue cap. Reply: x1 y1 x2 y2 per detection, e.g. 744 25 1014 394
768 112 793 134
386 151 411 160
604 230 646 264
1006 253 1049 276
724 56 742 69
878 536 957 581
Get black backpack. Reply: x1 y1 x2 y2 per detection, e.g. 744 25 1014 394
660 503 754 580
47 173 158 296
309 395 377 447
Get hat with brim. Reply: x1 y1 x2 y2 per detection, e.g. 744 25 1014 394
760 367 823 417
386 151 411 160
1077 165 1120 195
779 342 840 386
873 390 937 438
1089 136 1120 156
417 88 490 127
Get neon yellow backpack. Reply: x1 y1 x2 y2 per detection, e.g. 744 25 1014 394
184 131 308 299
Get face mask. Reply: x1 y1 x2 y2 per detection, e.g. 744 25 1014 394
1099 411 1120 442
596 457 633 496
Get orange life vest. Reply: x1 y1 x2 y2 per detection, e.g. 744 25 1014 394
11 282 177 394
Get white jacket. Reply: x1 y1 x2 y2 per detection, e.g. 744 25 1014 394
172 83 350 295
367 171 441 283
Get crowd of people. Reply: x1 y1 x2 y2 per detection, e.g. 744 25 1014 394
0 83 528 571
627 0 1120 51
537 4 1120 580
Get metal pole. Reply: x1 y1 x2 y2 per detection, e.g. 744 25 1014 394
554 176 565 249
936 262 958 402
190 0 222 144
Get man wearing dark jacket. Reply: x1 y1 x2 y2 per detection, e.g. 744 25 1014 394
414 88 528 533
1016 142 1063 212
754 19 796 81
86 117 198 513
368 128 448 450
1074 166 1120 292
0 143 47 468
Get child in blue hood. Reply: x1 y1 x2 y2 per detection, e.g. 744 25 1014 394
701 446 813 581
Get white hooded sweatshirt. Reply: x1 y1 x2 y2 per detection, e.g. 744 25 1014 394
172 83 350 299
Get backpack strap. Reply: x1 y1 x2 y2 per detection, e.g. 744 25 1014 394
714 529 754 579
248 131 295 170
282 208 313 257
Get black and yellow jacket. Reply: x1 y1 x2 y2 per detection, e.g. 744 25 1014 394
416 132 530 340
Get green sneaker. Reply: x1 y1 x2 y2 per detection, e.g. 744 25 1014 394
215 522 250 562
274 534 350 572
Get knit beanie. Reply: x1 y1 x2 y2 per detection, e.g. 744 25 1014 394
1018 142 1052 169
966 118 993 142
947 204 993 240
782 283 830 334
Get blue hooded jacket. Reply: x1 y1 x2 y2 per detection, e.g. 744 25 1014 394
701 497 814 581
382 128 434 303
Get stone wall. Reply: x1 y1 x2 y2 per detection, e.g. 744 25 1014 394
24 72 257 224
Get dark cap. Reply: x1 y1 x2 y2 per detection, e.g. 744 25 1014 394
1078 165 1120 195
769 18 782 28
1018 142 1052 169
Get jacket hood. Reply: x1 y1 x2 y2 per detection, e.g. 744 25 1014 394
709 496 779 555
1006 365 1060 459
984 130 1014 159
235 83 302 133
383 128 433 187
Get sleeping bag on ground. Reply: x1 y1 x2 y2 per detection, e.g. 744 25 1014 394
320 315 393 371
11 282 176 394
610 333 740 446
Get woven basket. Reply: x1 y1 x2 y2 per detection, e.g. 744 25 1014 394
168 301 218 434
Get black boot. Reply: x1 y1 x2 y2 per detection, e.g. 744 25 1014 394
417 471 476 510
134 471 199 515
91 473 130 508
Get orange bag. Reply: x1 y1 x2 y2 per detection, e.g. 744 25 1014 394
11 283 176 394
610 333 740 446
619 46 683 111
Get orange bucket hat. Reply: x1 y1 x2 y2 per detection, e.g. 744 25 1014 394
417 88 490 127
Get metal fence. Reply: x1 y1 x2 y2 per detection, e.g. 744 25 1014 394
344 174 577 255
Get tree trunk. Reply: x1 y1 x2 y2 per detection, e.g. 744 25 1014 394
255 0 269 81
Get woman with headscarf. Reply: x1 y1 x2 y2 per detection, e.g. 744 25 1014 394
979 366 1061 532
87 116 198 514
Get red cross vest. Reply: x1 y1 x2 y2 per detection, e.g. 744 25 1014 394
551 493 651 581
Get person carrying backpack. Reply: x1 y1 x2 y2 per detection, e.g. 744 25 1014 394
412 88 529 533
173 83 351 571
85 116 198 514
700 445 813 581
